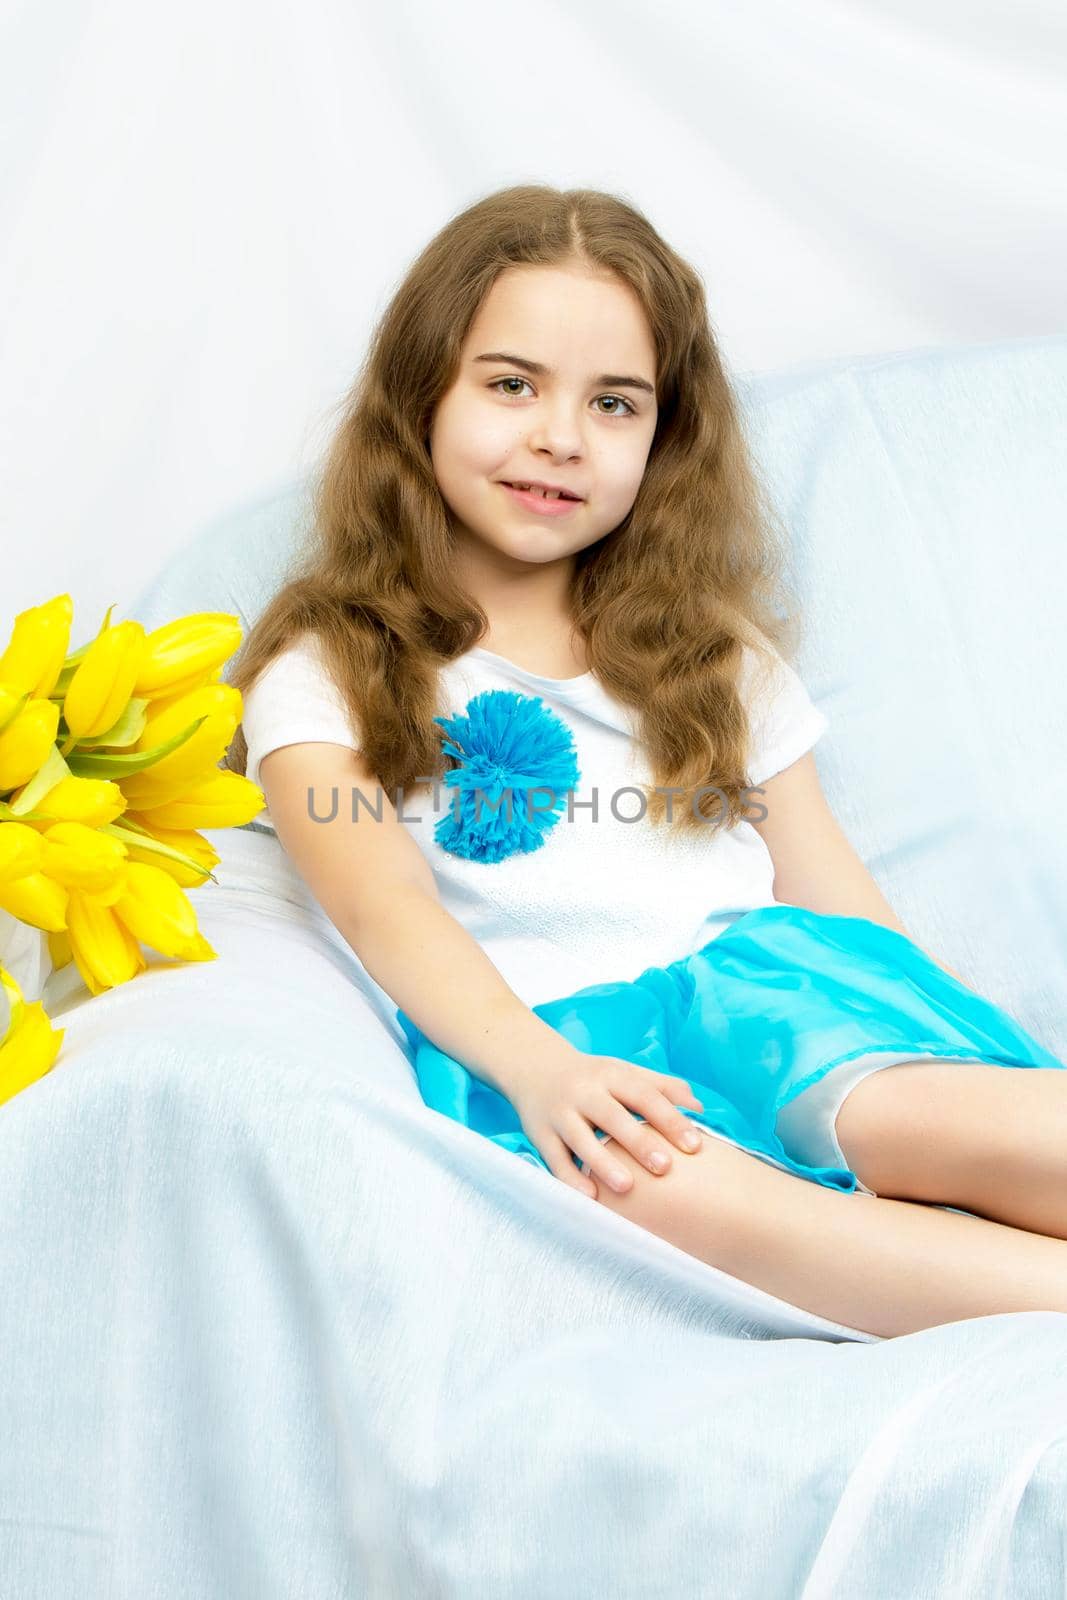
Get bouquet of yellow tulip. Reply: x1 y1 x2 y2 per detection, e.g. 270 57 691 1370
0 593 265 1109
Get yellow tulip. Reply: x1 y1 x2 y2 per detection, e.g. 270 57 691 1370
63 619 148 742
9 774 127 827
0 698 60 791
40 822 128 899
120 814 220 887
133 614 243 700
124 814 220 867
112 861 216 962
119 684 242 808
140 666 225 717
0 821 45 883
0 872 69 932
0 594 74 700
138 682 242 751
0 967 64 1108
0 684 31 736
126 768 265 831
65 889 146 995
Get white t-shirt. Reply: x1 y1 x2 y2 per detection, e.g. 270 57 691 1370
237 636 829 1009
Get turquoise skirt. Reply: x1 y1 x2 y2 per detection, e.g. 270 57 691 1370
395 905 1065 1194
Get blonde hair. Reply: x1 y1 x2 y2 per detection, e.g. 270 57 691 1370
224 183 805 835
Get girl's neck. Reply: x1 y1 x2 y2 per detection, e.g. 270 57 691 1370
479 617 590 681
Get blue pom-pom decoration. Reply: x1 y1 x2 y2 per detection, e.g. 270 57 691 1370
432 689 581 863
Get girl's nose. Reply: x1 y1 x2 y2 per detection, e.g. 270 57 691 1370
526 416 585 457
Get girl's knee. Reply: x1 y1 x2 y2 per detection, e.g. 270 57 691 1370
835 1057 1034 1202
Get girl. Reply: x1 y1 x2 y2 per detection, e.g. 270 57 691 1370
226 183 1067 1340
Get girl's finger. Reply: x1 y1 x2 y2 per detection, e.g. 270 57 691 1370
669 1079 703 1109
539 1129 599 1198
579 1100 677 1178
620 1086 704 1155
558 1115 635 1195
638 1094 705 1153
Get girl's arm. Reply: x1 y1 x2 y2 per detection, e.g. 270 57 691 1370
258 741 578 1098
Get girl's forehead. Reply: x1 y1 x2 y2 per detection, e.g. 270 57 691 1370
461 275 656 377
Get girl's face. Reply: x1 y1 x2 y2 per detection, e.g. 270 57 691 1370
428 264 659 576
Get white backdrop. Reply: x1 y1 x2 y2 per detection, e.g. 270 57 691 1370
2 0 1065 640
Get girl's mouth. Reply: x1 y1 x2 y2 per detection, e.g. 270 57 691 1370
499 483 584 517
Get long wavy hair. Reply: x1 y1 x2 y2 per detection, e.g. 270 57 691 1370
223 183 806 835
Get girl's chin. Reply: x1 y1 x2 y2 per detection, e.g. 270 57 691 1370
463 529 569 560
452 523 603 569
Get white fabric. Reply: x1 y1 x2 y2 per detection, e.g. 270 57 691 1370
0 912 50 1006
7 854 1067 1595
238 633 829 1009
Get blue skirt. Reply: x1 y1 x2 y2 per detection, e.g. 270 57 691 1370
395 906 1066 1195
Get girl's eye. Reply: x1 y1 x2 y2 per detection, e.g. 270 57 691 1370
593 393 636 417
489 377 635 417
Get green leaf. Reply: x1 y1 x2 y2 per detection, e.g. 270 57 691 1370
85 697 149 749
65 715 210 778
99 820 217 884
5 744 74 816
106 815 155 838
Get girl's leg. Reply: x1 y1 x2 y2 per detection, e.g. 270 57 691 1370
833 1061 1067 1239
585 1127 1067 1340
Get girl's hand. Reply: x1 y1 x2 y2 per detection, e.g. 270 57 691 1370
507 1047 706 1199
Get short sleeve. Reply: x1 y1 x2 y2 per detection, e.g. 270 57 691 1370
240 635 362 790
741 642 830 787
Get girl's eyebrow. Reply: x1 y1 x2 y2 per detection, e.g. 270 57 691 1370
472 350 655 396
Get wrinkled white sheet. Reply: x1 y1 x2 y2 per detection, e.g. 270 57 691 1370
1 825 1066 1596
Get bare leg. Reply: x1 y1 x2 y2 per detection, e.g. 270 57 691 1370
835 1061 1067 1239
585 1128 1067 1339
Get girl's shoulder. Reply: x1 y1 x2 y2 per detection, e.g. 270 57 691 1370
239 633 359 790
252 630 328 680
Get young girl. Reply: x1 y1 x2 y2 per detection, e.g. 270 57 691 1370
226 183 1067 1341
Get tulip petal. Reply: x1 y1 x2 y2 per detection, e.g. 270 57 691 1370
128 769 265 830
0 594 74 700
65 891 146 995
40 822 128 899
111 861 206 959
13 775 126 828
0 872 69 932
0 822 46 883
0 698 61 790
0 993 64 1107
103 819 217 886
134 614 243 698
63 620 148 742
